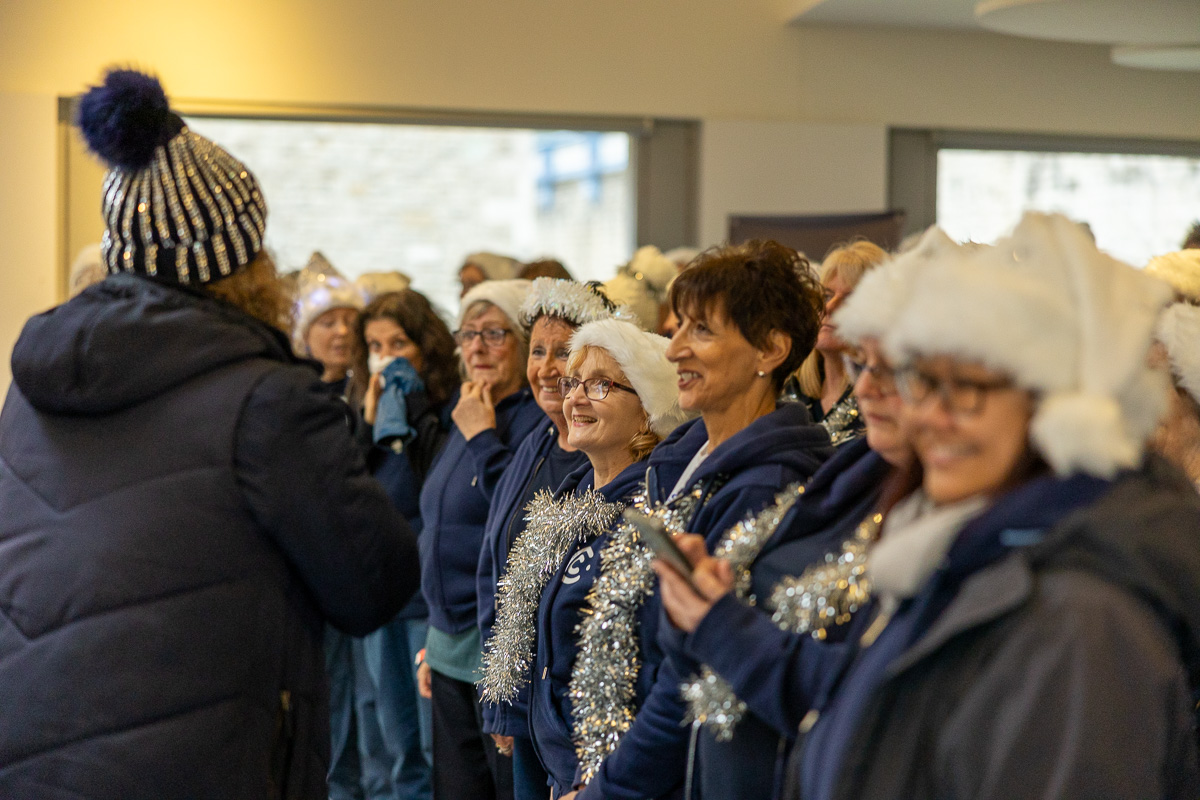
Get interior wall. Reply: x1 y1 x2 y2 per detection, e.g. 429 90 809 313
699 121 888 248
0 92 58 393
2 0 1199 395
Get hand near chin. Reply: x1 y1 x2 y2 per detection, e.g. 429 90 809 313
652 533 735 632
452 380 497 440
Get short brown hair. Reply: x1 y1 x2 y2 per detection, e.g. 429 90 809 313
353 290 459 408
669 240 824 389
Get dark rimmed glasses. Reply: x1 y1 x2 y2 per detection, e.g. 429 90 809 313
893 365 1014 415
842 352 898 396
557 376 638 401
453 327 511 347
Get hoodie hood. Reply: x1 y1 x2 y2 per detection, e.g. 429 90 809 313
11 273 298 415
1026 455 1200 688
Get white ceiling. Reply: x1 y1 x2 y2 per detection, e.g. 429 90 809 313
786 0 1200 70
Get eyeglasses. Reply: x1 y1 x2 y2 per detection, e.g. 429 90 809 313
557 376 638 401
894 365 1014 415
842 353 897 396
454 327 511 347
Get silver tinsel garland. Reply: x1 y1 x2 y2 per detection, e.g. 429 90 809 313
479 488 623 704
819 394 863 447
569 483 706 782
680 484 805 741
682 510 883 741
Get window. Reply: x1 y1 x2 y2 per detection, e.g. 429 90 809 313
184 117 635 313
936 149 1200 265
888 130 1200 265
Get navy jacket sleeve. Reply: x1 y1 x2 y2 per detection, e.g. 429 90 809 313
234 368 419 637
578 595 691 800
682 593 841 737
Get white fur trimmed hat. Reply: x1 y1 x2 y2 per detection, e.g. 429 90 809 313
519 278 617 330
459 279 533 332
834 225 960 345
1145 249 1200 302
878 212 1173 478
1156 303 1200 407
569 319 693 437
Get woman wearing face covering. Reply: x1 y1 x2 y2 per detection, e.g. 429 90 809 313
657 215 1200 800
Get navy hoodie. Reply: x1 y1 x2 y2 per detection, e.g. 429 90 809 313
578 402 834 800
664 437 891 800
478 422 589 737
527 460 647 798
418 387 543 635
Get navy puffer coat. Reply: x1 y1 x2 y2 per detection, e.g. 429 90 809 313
0 275 418 799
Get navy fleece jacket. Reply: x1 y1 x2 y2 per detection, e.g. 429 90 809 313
418 387 543 635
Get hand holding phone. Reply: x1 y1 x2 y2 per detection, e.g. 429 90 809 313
623 509 697 587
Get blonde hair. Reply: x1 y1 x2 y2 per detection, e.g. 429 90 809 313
566 345 660 461
204 250 293 334
794 240 889 399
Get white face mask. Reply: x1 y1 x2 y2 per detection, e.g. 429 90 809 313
368 354 396 375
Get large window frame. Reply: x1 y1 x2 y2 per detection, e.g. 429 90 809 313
888 128 1200 240
58 97 698 301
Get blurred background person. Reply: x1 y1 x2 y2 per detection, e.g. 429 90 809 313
518 258 573 281
349 287 459 800
460 251 521 298
786 240 889 446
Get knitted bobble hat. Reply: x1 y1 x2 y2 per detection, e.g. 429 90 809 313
883 211 1173 478
518 278 617 330
76 68 267 285
459 279 534 332
1145 249 1200 302
569 319 693 437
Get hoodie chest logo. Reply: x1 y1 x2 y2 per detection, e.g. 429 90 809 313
562 546 596 585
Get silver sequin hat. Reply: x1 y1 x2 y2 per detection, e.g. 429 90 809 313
78 68 267 285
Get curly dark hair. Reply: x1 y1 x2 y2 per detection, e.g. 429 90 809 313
669 240 824 389
351 289 458 409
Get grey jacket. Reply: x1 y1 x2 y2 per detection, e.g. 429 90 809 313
787 457 1200 800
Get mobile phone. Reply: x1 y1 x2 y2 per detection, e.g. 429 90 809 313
622 508 695 582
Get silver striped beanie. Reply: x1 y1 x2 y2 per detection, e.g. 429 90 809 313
78 68 267 285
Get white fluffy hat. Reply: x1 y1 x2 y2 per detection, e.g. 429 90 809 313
1145 249 1200 302
464 251 521 281
518 278 617 330
292 252 365 355
569 319 693 437
459 279 533 331
834 225 960 346
879 212 1173 478
602 245 678 331
1156 303 1200 407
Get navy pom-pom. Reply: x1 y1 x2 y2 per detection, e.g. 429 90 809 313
77 68 178 171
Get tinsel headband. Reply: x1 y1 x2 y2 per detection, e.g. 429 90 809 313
518 278 617 330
